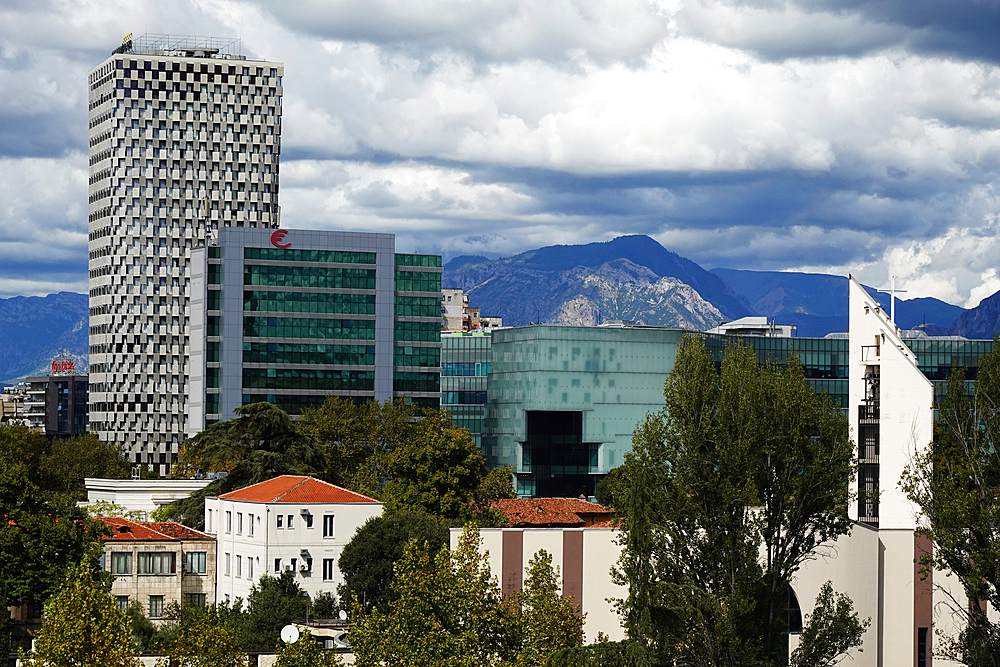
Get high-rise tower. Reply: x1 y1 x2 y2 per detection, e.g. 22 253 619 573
87 34 284 473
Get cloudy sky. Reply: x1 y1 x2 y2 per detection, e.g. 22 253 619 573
2 0 1000 307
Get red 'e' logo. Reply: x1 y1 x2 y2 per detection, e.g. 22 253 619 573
270 230 291 248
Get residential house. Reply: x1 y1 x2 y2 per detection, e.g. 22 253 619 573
98 517 217 620
204 475 383 604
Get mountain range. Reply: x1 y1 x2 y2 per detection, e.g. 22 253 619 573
3 236 997 384
0 292 89 385
445 235 999 339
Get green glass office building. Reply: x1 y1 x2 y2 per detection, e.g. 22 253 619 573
441 331 491 448
484 324 994 498
188 227 441 434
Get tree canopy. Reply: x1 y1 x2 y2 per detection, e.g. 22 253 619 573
338 510 450 613
0 443 109 632
349 524 584 667
901 334 1000 663
19 559 138 667
615 335 864 666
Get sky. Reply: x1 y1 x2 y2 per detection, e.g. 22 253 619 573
2 0 1000 307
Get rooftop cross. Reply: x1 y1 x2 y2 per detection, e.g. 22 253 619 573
877 275 907 326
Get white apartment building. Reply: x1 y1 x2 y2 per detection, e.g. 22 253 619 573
87 33 283 473
204 475 383 604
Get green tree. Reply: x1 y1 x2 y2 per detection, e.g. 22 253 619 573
616 335 862 666
789 582 869 667
382 411 488 520
349 525 512 667
160 402 323 529
594 466 625 508
19 559 138 667
40 433 130 500
0 461 109 615
274 629 343 667
510 550 585 667
338 510 450 612
900 335 1000 664
241 571 307 650
300 397 420 497
350 524 583 667
168 612 246 667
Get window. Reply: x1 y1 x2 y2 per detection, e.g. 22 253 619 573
323 558 334 582
115 596 129 611
247 557 253 579
137 552 176 575
236 556 242 578
149 595 164 618
304 558 312 573
274 558 281 573
287 515 293 529
226 511 232 533
248 514 254 536
304 513 313 528
207 509 213 531
184 593 207 607
323 515 335 538
276 515 283 528
186 552 207 574
237 513 243 535
111 552 132 574
225 553 230 575
290 558 297 572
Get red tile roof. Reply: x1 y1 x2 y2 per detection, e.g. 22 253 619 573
492 498 614 528
97 517 213 541
217 475 380 504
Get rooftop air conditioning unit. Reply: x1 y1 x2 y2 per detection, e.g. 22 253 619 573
299 564 309 572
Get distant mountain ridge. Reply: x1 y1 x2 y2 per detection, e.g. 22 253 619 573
444 236 752 328
712 268 968 338
0 292 89 385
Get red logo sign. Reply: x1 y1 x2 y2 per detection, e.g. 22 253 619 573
52 359 75 372
270 230 291 248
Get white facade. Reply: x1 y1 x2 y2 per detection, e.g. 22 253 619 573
84 477 213 518
203 476 383 604
87 34 283 474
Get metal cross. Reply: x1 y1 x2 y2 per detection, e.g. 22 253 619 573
877 275 907 325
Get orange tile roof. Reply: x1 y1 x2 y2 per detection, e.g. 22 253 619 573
492 498 614 528
97 517 213 541
217 475 380 504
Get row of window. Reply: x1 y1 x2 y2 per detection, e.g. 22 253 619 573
393 372 440 393
210 509 335 537
243 291 376 315
114 594 207 618
394 346 441 368
109 551 206 575
245 248 376 264
244 265 376 289
243 316 376 341
394 254 442 267
394 295 441 318
394 321 441 342
441 391 488 405
442 362 491 377
394 270 441 293
243 368 376 391
219 553 338 583
243 342 375 366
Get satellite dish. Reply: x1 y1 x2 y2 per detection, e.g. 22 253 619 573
338 609 348 621
280 625 300 644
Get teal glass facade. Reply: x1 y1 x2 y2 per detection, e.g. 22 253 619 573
484 326 684 497
441 331 491 448
481 325 995 498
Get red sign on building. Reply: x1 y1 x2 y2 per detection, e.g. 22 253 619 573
52 358 75 373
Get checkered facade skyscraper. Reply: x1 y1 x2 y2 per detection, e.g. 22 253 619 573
87 34 283 473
